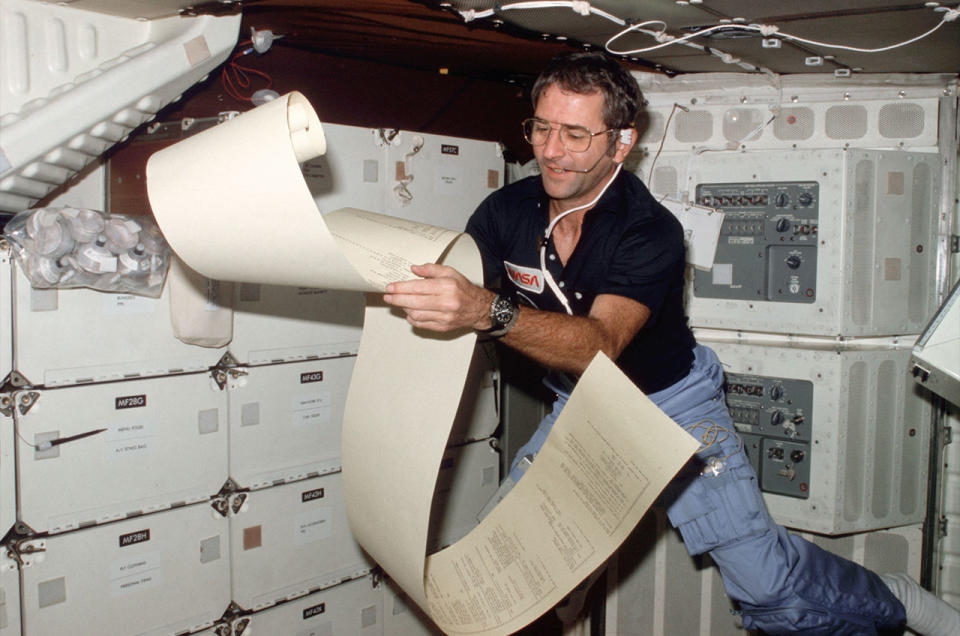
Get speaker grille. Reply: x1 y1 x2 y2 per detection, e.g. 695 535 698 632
722 108 763 143
908 161 931 324
826 105 868 139
844 360 868 523
851 159 875 327
879 102 925 138
773 107 814 140
872 359 897 519
651 165 678 198
674 110 713 143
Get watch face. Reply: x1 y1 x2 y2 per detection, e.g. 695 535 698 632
491 297 515 325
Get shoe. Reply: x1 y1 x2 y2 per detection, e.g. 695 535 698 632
880 573 960 636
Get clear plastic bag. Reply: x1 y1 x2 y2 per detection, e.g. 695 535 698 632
3 207 170 298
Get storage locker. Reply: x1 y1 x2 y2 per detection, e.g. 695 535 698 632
382 576 443 636
427 438 500 553
383 130 503 231
446 340 500 446
640 149 941 337
606 509 924 635
240 574 383 636
18 503 230 636
303 123 387 216
10 260 226 387
0 395 14 539
702 338 930 534
230 284 364 365
0 549 19 636
0 243 11 387
228 472 373 611
227 357 355 490
13 372 227 535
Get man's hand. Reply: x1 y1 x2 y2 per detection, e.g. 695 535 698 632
383 264 495 332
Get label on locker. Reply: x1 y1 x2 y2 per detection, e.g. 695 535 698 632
110 550 161 596
291 392 331 427
101 293 156 315
295 507 333 545
105 419 156 459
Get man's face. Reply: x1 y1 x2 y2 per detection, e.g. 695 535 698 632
533 83 631 211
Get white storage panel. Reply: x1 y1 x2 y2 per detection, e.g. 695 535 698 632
608 508 923 636
230 284 364 365
0 244 11 386
241 575 383 636
0 395 14 539
447 341 500 446
0 550 19 636
383 130 503 231
702 339 930 534
14 372 227 534
304 122 387 216
227 357 355 490
11 261 226 387
640 149 941 337
17 503 230 636
228 472 373 611
383 576 443 636
428 438 500 553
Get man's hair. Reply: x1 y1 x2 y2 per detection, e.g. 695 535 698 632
531 51 645 131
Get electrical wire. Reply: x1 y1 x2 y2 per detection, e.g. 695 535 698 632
457 1 959 74
221 39 275 103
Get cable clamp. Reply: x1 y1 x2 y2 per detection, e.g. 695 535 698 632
757 23 780 36
940 7 959 21
571 1 592 16
460 9 477 22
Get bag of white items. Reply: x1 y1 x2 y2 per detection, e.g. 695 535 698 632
3 207 170 297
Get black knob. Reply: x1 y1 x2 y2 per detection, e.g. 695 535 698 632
775 218 791 233
798 192 813 206
786 254 802 269
790 450 805 462
770 410 785 425
774 192 790 207
770 384 784 400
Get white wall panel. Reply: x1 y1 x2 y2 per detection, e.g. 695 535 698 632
11 260 225 387
0 550 19 636
703 339 930 534
227 357 355 490
303 123 386 216
0 244 11 386
383 577 443 636
14 372 227 534
0 394 14 539
447 341 500 446
241 575 383 636
18 503 230 636
638 149 940 337
607 509 924 635
228 472 373 611
939 402 960 608
383 131 503 231
428 438 500 553
230 285 363 365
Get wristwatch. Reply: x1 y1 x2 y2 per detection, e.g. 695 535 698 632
478 294 519 337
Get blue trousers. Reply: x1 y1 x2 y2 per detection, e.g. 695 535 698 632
509 345 906 634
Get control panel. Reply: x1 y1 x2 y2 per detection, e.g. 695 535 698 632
724 372 814 498
694 182 819 303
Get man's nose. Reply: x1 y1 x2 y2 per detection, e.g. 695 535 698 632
542 126 565 159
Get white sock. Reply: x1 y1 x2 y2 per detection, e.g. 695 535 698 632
880 573 960 636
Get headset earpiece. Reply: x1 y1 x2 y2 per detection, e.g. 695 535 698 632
619 129 633 144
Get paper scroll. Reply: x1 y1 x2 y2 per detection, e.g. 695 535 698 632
146 92 699 635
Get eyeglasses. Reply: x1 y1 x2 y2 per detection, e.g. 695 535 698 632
522 117 615 153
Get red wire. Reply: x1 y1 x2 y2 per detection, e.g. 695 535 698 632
220 39 275 103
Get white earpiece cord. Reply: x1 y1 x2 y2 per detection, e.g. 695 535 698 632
540 162 624 315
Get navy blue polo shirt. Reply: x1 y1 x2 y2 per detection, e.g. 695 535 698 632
465 170 695 394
